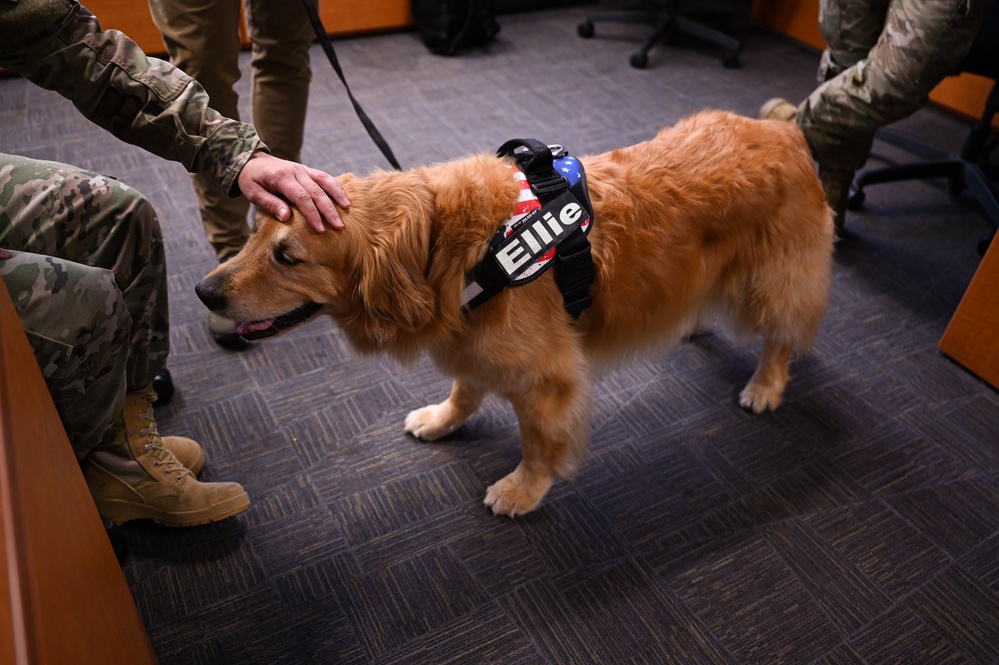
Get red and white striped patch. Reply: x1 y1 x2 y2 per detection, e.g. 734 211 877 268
501 167 557 278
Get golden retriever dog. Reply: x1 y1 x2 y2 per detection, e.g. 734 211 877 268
196 110 834 517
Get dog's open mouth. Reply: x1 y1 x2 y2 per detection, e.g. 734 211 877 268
233 302 323 340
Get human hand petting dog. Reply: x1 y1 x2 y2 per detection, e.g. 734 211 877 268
237 152 350 233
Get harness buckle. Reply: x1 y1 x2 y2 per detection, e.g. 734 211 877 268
530 173 570 197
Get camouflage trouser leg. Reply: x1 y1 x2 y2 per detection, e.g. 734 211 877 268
0 153 170 454
799 0 993 173
1 250 129 457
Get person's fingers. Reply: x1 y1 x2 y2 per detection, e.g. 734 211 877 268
237 153 347 231
294 171 344 231
247 187 291 222
309 168 350 210
0 248 10 259
288 181 326 233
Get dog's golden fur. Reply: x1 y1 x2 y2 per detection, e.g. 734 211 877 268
197 110 834 517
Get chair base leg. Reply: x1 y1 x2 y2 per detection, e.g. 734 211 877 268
578 6 744 69
848 127 999 248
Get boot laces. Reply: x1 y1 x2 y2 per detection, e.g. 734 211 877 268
136 394 191 481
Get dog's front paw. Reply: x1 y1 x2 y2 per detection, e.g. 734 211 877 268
405 404 460 441
739 382 783 414
484 467 553 517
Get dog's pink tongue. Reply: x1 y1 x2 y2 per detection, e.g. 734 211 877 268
235 319 275 334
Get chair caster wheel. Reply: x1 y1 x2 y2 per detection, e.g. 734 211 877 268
847 187 866 211
153 368 175 406
577 20 594 38
630 51 648 68
722 51 740 68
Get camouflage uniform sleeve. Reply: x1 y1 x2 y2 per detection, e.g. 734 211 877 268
0 0 268 197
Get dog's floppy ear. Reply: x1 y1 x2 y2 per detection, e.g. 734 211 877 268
357 189 436 343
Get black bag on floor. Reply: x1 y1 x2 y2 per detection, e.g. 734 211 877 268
411 0 500 55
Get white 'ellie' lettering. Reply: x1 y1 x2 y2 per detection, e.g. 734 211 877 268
495 201 584 276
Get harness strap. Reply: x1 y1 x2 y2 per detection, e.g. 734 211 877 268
555 229 594 318
464 140 595 319
462 254 504 311
497 138 569 199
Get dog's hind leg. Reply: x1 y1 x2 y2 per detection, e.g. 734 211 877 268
739 340 790 413
405 379 485 441
485 374 592 517
735 235 830 413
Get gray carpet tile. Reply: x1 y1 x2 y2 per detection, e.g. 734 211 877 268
4 4 999 663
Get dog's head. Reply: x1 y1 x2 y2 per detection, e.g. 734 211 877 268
195 171 438 352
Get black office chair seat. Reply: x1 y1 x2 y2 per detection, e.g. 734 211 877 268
577 0 750 69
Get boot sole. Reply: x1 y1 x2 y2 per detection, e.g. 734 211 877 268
97 491 251 527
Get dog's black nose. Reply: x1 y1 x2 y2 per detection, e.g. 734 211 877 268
195 278 226 311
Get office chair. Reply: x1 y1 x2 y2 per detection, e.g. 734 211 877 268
577 0 751 69
847 5 999 254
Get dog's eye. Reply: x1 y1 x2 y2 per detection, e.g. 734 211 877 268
274 247 302 267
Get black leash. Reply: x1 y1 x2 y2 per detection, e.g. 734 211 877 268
302 0 402 171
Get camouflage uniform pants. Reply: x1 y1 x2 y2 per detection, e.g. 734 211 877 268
0 153 169 457
799 0 994 173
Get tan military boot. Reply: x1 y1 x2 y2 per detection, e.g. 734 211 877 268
161 436 206 476
138 386 205 474
84 390 249 527
759 98 798 122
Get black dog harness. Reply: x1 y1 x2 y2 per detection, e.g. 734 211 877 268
461 139 595 319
